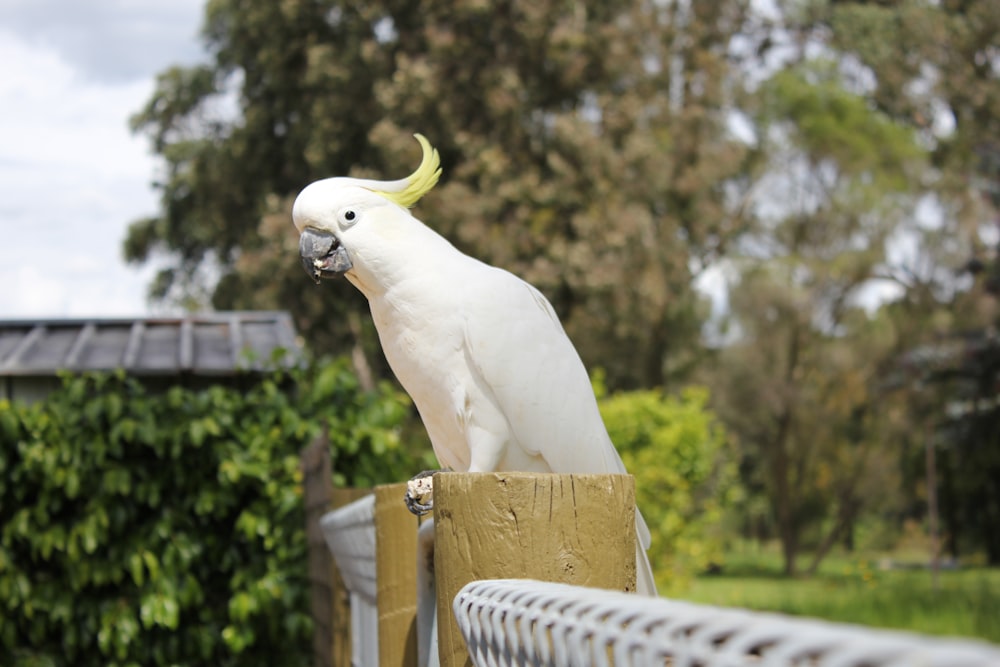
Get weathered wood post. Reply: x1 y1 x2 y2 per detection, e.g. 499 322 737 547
432 472 637 667
374 483 420 667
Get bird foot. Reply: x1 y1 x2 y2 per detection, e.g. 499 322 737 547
405 470 438 516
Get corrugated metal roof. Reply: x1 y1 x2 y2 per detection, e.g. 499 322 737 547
0 312 302 376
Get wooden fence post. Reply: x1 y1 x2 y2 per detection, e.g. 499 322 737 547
374 483 420 667
432 472 637 667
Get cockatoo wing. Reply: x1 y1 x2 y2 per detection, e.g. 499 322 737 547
458 264 653 566
459 264 628 477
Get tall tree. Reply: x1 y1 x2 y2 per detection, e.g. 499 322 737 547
127 0 759 389
818 0 1000 561
708 63 926 575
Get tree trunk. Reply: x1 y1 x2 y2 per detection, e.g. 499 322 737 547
805 500 857 576
772 411 798 576
773 325 801 577
780 521 798 576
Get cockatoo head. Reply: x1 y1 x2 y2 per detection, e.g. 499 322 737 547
292 134 442 284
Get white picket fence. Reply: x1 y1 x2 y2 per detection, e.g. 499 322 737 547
320 493 1000 667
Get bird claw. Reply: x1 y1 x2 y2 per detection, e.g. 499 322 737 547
405 470 438 516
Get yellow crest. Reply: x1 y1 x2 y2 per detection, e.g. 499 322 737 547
373 134 442 208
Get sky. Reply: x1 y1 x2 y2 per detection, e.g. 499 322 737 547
0 0 206 318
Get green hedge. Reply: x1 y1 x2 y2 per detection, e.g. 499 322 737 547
0 359 421 667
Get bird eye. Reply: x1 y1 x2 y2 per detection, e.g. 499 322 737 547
339 209 359 229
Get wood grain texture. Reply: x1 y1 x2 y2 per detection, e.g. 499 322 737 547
375 483 420 667
433 472 636 667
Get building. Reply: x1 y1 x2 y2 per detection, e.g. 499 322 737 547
0 312 302 403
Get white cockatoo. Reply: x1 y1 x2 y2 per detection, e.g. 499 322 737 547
293 134 656 595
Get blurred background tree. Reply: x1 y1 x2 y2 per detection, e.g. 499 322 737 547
704 61 929 575
125 0 1000 569
814 0 1000 565
126 0 760 390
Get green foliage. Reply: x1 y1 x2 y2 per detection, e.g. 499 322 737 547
0 359 419 667
761 63 924 189
595 378 741 592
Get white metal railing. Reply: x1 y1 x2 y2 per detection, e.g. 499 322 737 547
453 578 1000 667
319 494 378 667
318 495 1000 667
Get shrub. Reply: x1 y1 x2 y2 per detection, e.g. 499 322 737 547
0 358 420 667
596 379 742 592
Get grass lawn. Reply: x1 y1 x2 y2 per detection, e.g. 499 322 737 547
679 549 1000 643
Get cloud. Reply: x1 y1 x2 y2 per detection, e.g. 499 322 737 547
0 0 206 83
0 7 202 317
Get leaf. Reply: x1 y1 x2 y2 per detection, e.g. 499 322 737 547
141 550 160 582
128 553 145 587
106 393 123 422
190 419 206 447
0 403 19 439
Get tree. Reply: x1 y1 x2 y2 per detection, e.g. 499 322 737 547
127 0 760 389
817 0 1000 562
707 63 926 575
127 0 384 379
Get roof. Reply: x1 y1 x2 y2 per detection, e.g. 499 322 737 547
0 312 302 377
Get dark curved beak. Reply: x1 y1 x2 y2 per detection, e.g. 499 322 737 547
299 228 353 284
